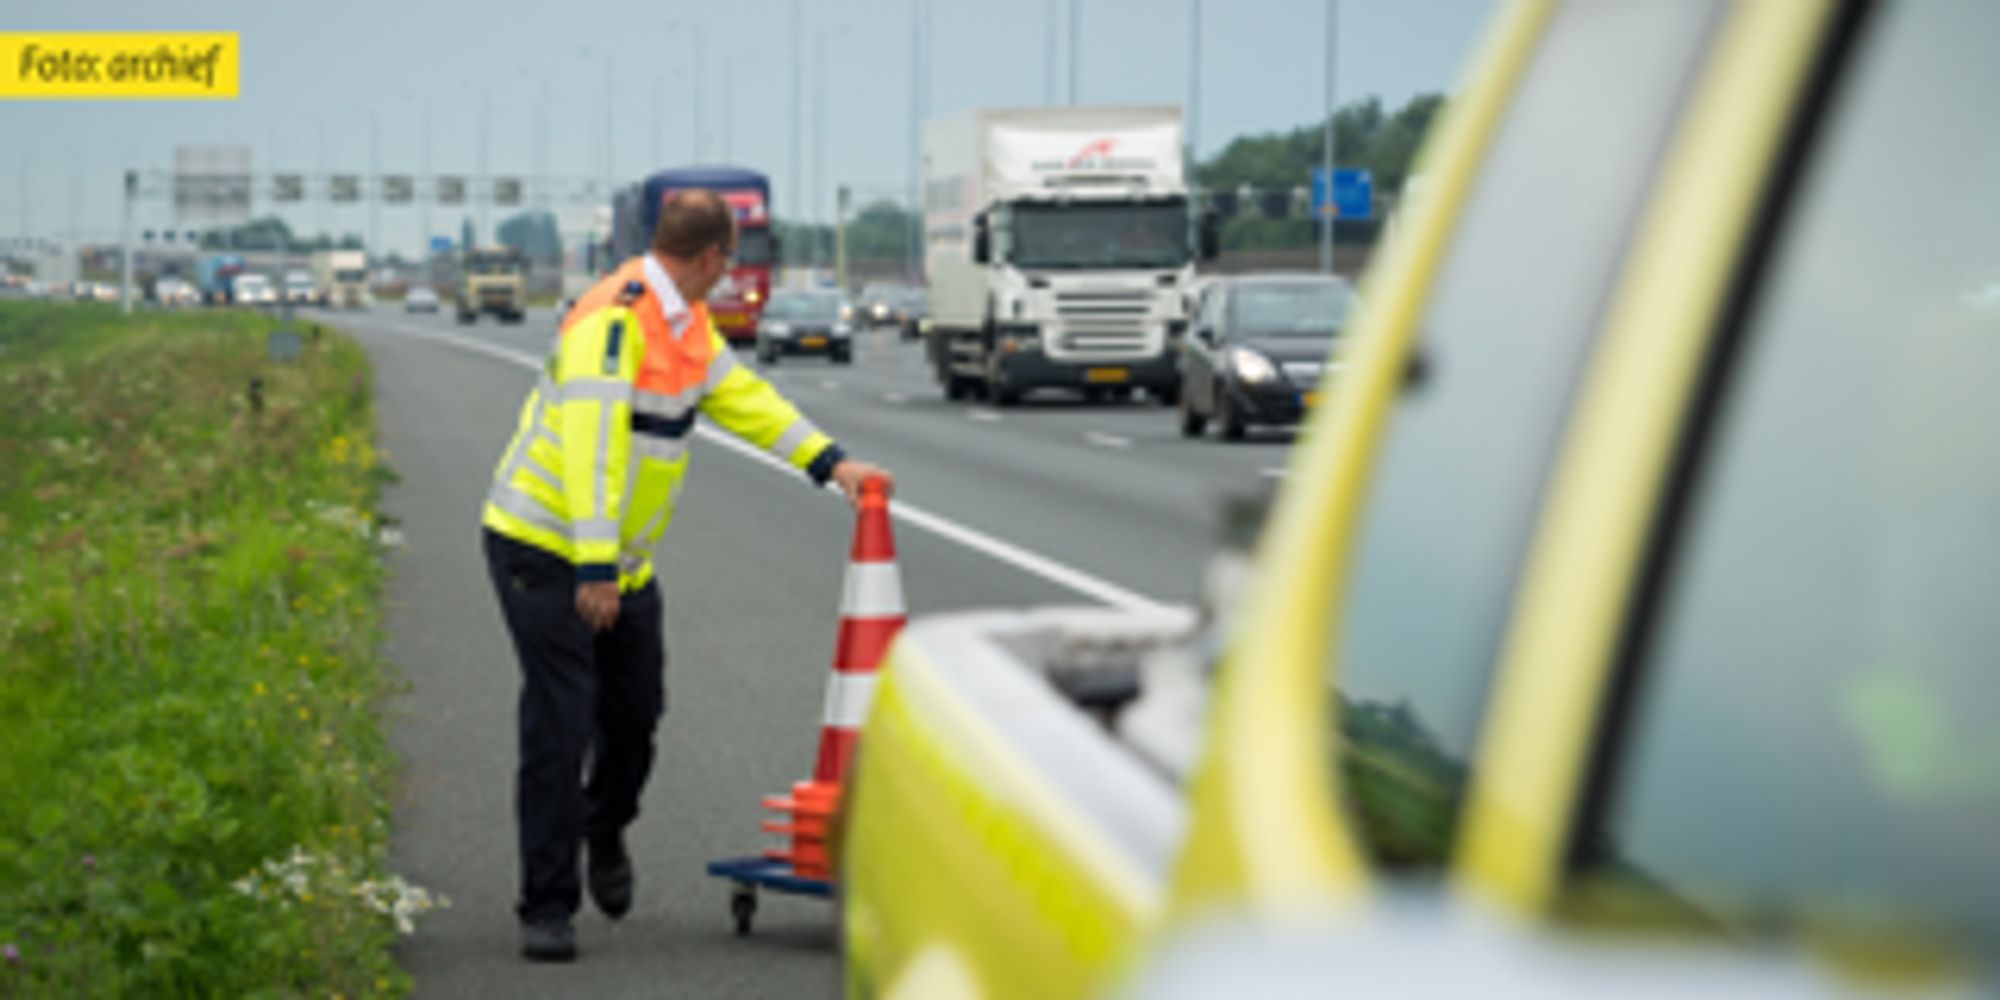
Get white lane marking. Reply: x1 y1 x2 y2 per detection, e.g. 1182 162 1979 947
370 317 1167 612
968 409 1002 423
1085 432 1132 450
1261 467 1288 479
883 392 908 405
820 379 841 391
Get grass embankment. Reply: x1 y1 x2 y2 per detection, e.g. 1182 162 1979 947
0 303 432 996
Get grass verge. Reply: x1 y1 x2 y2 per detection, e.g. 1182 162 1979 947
0 302 433 996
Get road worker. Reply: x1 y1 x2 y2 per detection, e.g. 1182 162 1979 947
480 189 894 962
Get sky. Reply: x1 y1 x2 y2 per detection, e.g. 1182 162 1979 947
1 0 1500 257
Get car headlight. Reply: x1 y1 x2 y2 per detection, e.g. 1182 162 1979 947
870 303 889 319
1232 347 1278 384
763 322 791 339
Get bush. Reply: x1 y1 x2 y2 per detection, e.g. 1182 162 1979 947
0 302 433 996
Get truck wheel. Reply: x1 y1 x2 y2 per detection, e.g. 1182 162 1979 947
832 346 852 364
1218 390 1247 442
457 311 475 325
1179 388 1207 438
1153 383 1181 407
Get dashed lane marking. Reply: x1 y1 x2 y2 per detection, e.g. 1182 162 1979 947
1085 432 1133 450
370 318 1168 612
968 410 1002 423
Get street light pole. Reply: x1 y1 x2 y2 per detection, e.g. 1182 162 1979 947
905 0 923 282
1320 0 1338 274
789 0 802 278
1069 0 1080 105
1187 0 1201 252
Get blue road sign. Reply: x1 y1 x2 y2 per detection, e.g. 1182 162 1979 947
429 236 453 255
1311 167 1374 221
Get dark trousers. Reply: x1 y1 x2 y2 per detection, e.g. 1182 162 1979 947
483 530 666 922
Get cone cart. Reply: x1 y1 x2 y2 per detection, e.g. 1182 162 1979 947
705 477 901 935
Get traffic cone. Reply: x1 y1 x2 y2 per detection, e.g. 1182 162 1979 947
758 475 902 878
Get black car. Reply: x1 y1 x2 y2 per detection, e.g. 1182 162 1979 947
1179 274 1355 440
755 290 854 365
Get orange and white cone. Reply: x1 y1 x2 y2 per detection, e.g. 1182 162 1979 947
760 476 902 878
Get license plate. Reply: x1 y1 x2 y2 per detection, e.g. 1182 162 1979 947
1085 368 1129 384
800 336 827 348
715 311 749 327
1303 392 1322 407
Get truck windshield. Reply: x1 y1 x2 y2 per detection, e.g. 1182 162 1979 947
735 228 775 267
1010 200 1188 270
468 257 520 276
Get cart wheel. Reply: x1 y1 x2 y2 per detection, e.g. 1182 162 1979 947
731 885 757 936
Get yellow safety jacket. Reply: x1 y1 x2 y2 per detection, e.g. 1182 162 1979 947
482 255 844 590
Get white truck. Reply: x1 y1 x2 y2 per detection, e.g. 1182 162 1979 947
311 250 370 309
923 105 1218 405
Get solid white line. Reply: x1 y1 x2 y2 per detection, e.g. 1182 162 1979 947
820 379 841 391
1085 432 1133 450
1261 467 1288 479
369 317 1168 613
968 409 1002 423
882 392 908 405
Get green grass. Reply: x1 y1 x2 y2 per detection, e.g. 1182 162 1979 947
0 302 429 996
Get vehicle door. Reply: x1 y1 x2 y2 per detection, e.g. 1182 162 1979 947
1457 0 2000 977
1167 0 1742 911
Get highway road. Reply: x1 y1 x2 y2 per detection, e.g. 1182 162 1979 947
335 302 1305 996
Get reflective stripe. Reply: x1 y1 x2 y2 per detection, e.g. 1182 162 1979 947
634 384 704 418
770 419 820 462
821 673 879 730
573 517 619 543
561 376 632 404
519 453 562 493
633 435 686 462
840 563 906 618
593 399 614 520
495 399 557 497
488 483 568 536
704 349 740 391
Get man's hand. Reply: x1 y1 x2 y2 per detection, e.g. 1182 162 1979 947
829 459 895 507
576 581 621 632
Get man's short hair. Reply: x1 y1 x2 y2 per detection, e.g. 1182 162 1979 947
652 190 737 260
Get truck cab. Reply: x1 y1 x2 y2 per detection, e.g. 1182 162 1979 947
924 106 1218 406
455 247 526 324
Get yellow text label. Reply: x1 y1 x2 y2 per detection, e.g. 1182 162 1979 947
0 33 238 100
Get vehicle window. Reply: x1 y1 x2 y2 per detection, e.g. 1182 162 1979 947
1329 0 1722 870
734 229 775 267
766 295 841 321
1010 200 1189 270
1230 282 1355 338
1569 2 2000 950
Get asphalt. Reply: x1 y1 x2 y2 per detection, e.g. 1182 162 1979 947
331 303 1304 997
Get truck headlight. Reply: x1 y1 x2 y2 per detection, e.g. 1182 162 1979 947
833 322 852 338
1231 347 1278 384
747 289 763 304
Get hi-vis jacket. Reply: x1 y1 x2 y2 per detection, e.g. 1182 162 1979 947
482 255 845 590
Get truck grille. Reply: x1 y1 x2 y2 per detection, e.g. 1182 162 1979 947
1054 290 1150 355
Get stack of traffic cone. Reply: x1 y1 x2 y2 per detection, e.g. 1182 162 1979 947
760 476 903 879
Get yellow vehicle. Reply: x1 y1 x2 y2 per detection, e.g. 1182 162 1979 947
839 0 2000 995
456 246 526 325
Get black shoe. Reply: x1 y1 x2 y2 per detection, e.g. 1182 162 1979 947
587 838 634 920
520 917 577 962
